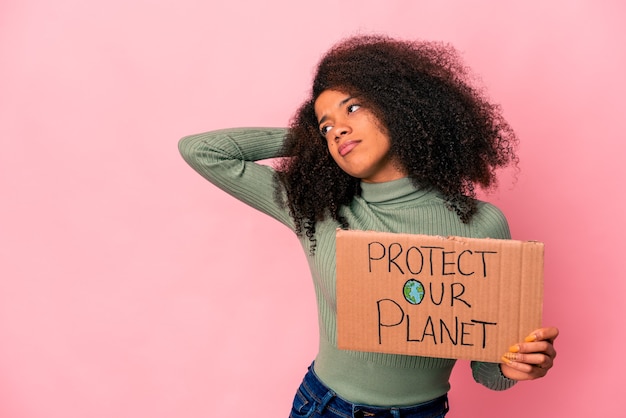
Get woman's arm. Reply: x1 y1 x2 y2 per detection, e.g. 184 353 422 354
178 127 295 229
468 202 519 390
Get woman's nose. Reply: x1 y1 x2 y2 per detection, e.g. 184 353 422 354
332 123 350 140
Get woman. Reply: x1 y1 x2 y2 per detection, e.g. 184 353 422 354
179 35 558 417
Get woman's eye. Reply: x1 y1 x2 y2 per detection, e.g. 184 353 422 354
320 125 332 136
347 104 361 113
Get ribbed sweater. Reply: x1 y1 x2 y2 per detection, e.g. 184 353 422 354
179 127 516 406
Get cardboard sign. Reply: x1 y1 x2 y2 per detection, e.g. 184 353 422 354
336 230 544 362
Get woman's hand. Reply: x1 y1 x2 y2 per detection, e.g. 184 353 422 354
500 327 559 381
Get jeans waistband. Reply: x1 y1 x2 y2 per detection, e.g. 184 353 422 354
300 363 449 418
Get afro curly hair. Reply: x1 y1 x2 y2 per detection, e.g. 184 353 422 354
275 35 518 251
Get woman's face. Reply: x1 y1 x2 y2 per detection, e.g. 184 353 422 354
314 89 406 183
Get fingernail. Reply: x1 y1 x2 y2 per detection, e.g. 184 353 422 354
501 356 513 365
502 352 517 361
525 334 537 342
508 344 520 353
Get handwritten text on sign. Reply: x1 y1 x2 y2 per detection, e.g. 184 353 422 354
336 230 544 362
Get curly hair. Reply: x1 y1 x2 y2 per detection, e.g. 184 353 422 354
274 34 518 250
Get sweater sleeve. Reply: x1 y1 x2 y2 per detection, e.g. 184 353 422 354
178 127 295 229
471 361 517 391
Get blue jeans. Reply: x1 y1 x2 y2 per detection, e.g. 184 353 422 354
289 364 449 418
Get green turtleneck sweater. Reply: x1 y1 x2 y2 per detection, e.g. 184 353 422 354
179 127 516 406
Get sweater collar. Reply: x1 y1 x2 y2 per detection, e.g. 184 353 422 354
359 177 433 205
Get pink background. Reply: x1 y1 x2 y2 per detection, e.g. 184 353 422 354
1 1 624 417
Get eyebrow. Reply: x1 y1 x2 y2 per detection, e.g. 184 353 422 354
318 96 354 126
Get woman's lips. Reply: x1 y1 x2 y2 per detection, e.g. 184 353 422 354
338 140 360 156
